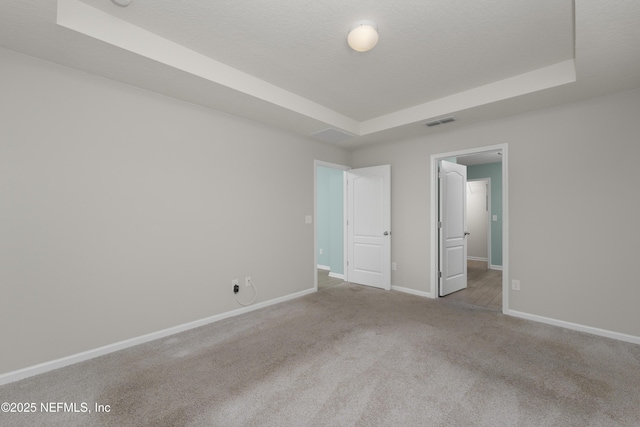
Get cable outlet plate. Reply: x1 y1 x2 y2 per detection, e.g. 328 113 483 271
232 279 239 294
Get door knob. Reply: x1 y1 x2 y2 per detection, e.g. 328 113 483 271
464 232 470 236
383 231 389 236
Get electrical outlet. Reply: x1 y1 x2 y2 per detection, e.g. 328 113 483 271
511 279 520 291
245 276 251 286
319 248 323 255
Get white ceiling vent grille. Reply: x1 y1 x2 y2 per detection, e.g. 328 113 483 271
424 116 456 127
310 128 355 143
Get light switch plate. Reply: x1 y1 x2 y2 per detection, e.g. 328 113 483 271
492 215 498 221
305 215 312 224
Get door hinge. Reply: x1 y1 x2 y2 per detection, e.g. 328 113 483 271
438 271 442 278
438 221 442 228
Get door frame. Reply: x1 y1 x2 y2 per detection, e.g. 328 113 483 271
466 178 491 265
313 160 350 291
429 144 509 313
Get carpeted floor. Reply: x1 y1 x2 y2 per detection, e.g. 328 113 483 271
1 283 639 426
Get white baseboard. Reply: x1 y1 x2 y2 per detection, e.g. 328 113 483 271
0 287 316 386
317 265 330 271
328 272 344 280
391 285 434 299
507 310 640 345
465 257 502 271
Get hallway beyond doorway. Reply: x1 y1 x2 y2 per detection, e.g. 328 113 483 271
442 260 502 310
317 269 345 290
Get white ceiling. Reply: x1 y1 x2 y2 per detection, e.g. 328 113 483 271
456 151 503 167
2 0 639 148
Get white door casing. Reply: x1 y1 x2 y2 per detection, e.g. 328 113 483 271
429 144 508 311
347 165 391 290
439 160 468 296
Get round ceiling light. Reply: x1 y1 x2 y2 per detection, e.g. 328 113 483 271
112 0 133 7
347 21 379 52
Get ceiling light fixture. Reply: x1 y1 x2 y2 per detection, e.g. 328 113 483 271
347 21 379 52
112 0 133 7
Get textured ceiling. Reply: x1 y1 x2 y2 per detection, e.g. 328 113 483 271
79 0 573 121
1 1 640 147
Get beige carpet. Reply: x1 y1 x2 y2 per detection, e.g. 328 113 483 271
1 283 639 426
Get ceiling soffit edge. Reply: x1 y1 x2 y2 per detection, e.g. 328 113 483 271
56 0 576 139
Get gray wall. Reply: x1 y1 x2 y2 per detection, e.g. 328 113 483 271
0 48 350 375
352 87 640 338
3 43 639 377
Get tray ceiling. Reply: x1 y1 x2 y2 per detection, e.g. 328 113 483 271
1 1 639 147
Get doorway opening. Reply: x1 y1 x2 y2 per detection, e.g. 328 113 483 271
448 259 503 310
314 160 349 291
313 161 392 292
429 144 509 313
445 177 501 309
466 178 491 265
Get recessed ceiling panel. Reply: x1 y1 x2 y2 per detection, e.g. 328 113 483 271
79 0 574 121
2 1 640 147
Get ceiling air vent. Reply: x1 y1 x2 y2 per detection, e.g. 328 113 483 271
424 116 456 127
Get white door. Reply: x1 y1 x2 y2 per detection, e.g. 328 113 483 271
347 165 391 290
439 160 468 296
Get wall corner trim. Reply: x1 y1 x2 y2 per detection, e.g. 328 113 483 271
0 287 317 386
507 310 640 345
